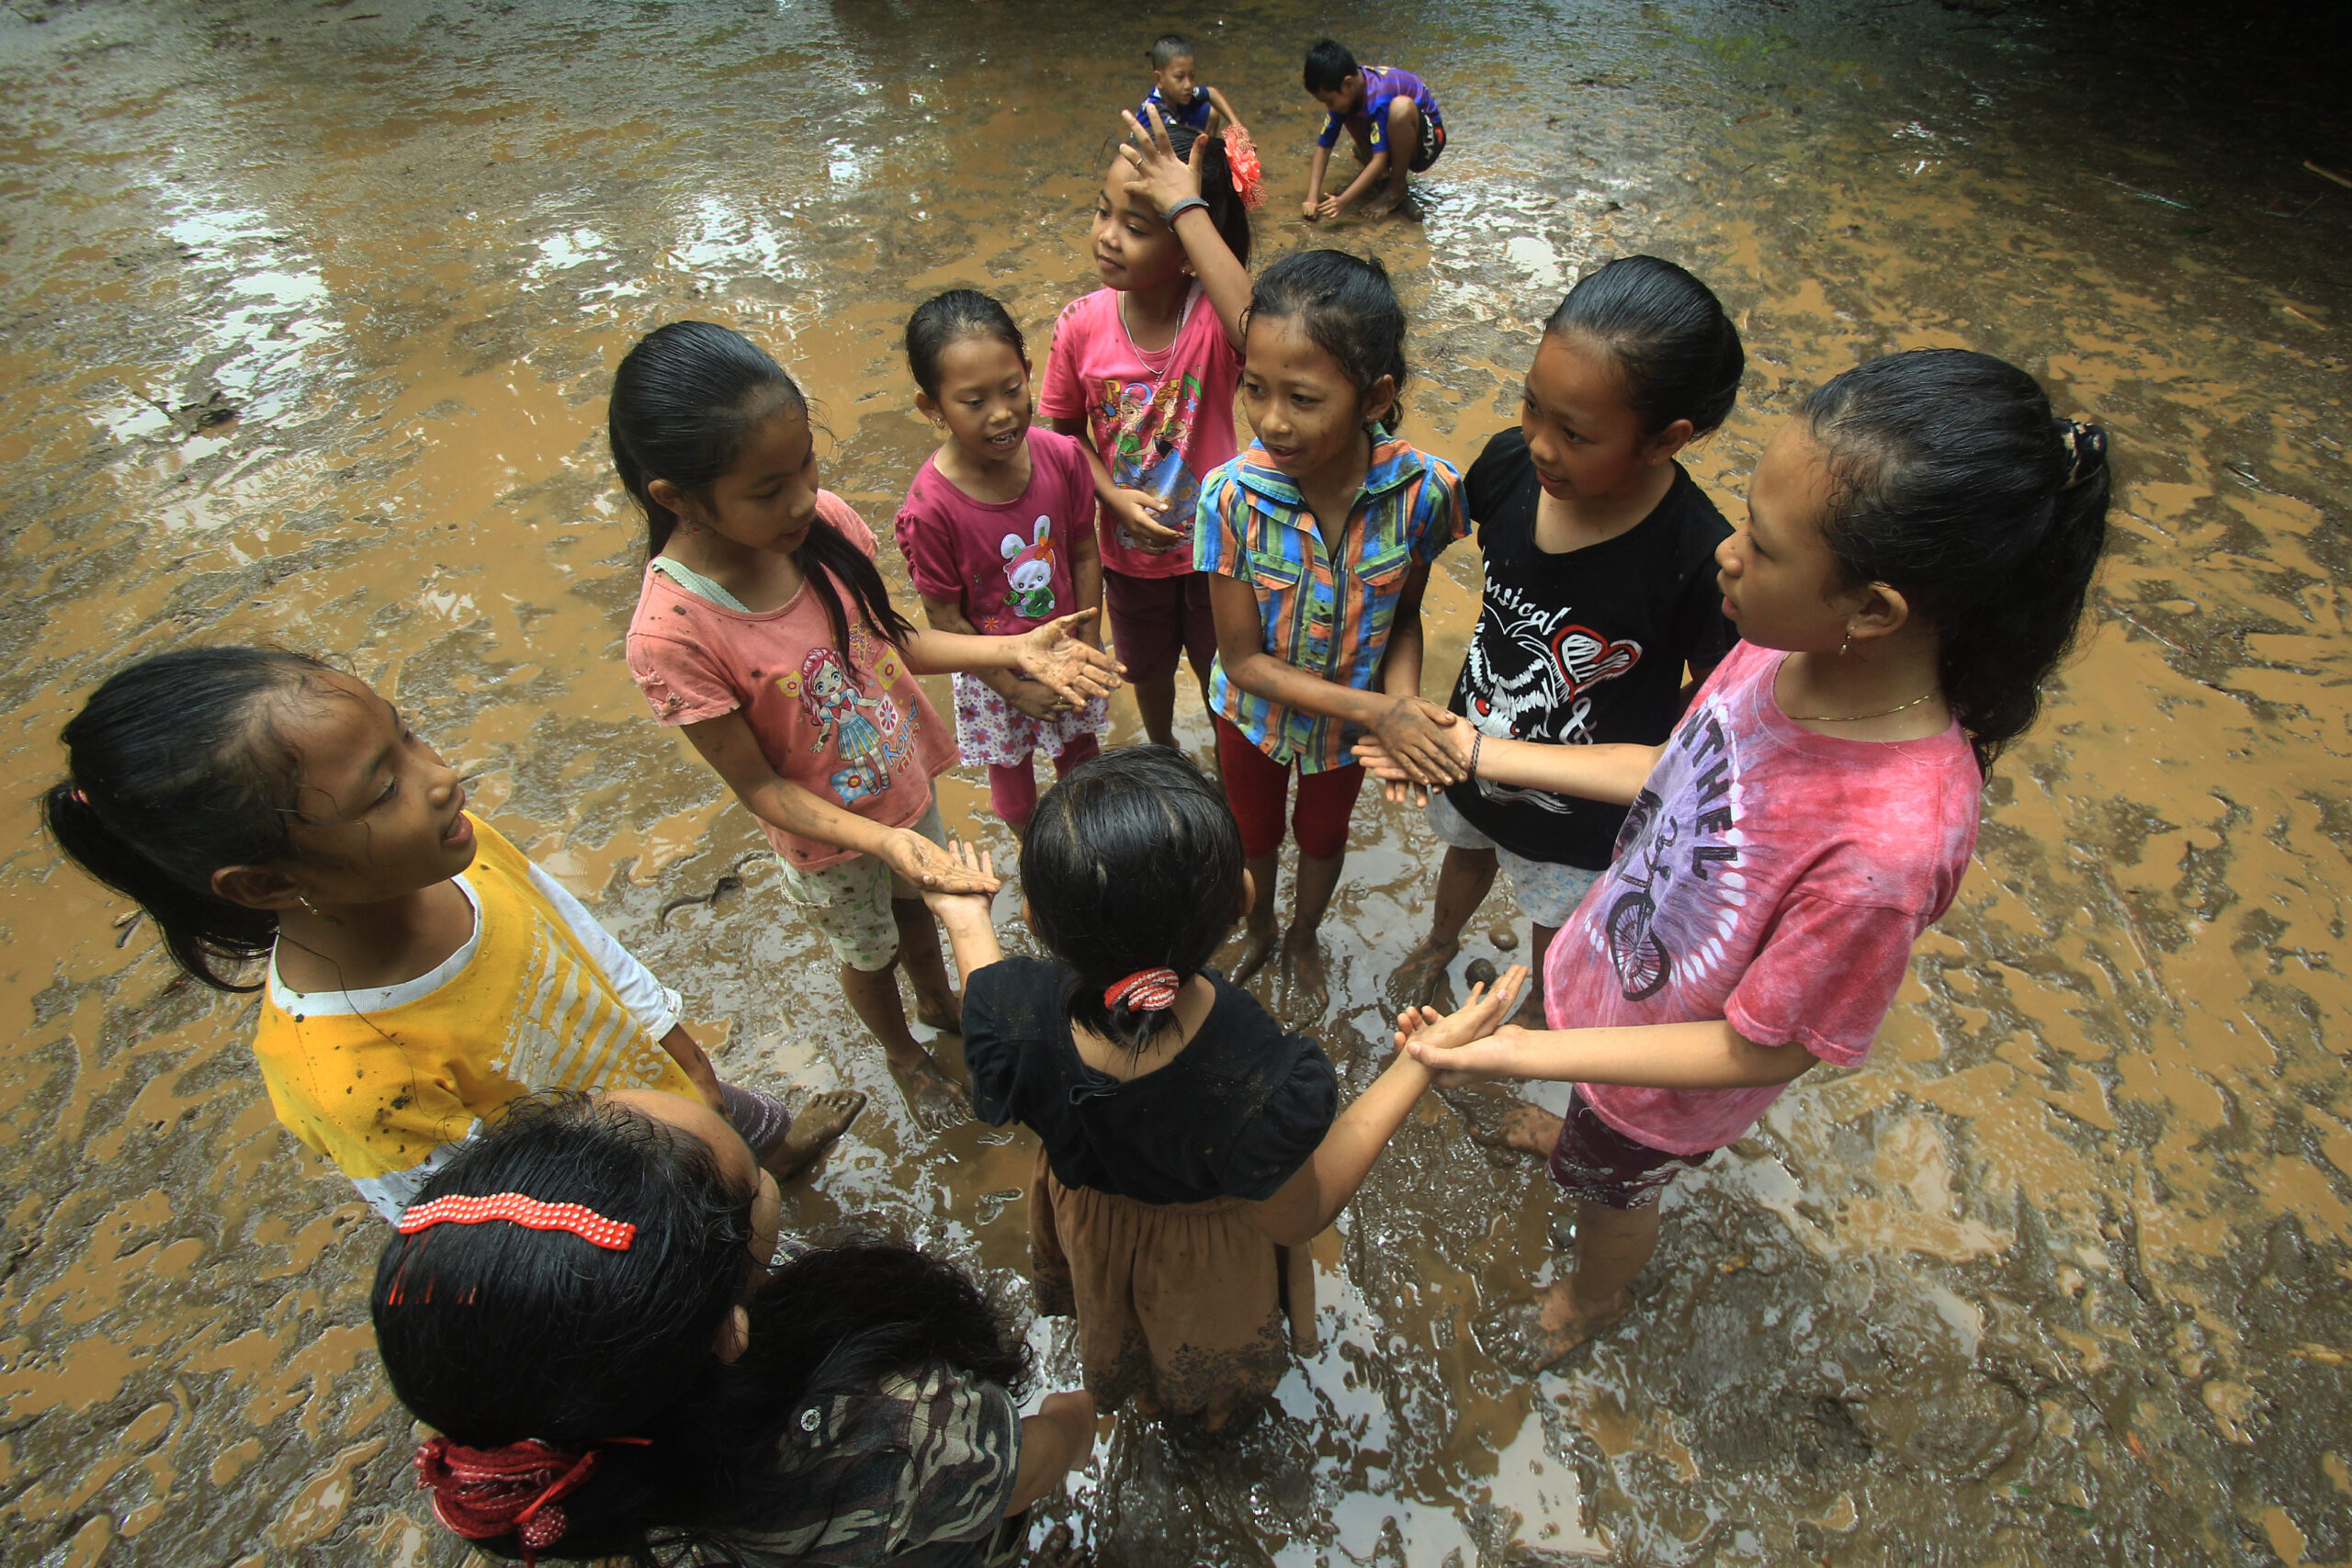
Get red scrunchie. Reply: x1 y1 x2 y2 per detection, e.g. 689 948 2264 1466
1221 125 1265 211
1103 967 1182 1013
414 1436 641 1564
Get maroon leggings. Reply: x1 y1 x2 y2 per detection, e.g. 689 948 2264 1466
989 734 1102 829
1214 717 1366 860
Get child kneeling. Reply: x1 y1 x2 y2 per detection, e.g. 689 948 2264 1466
924 747 1521 1432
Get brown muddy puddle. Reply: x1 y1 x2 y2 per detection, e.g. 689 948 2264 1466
3 2 2349 1563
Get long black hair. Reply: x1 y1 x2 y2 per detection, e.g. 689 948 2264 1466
904 289 1026 400
1247 249 1408 432
1548 255 1744 436
44 646 334 991
372 1093 1029 1564
1800 348 2109 773
608 321 913 665
1107 120 1254 270
1021 747 1246 1051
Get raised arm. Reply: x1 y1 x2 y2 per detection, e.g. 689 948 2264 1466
1121 106 1250 350
1247 970 1528 1246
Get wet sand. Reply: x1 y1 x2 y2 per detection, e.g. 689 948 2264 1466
2 1 2348 1562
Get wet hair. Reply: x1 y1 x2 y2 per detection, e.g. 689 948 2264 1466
1546 255 1745 437
44 646 335 991
1102 120 1254 270
1021 747 1246 1052
1247 250 1408 433
904 289 1027 401
373 1093 1030 1564
608 320 913 664
1303 38 1359 94
1148 33 1193 70
1799 348 2109 773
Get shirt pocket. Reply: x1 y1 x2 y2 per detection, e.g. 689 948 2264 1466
1244 546 1306 592
1355 539 1415 595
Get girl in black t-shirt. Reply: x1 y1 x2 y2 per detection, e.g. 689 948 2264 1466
923 746 1523 1434
1390 258 1743 1108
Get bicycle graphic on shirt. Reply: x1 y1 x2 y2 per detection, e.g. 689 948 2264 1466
1605 792 1678 1000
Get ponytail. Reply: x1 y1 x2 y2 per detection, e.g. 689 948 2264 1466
1021 748 1245 1053
45 647 329 990
1801 349 2109 773
611 320 912 662
1164 121 1253 269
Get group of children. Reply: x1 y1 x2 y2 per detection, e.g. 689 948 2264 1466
44 33 2112 1568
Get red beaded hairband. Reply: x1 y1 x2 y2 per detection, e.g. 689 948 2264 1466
1103 967 1182 1013
396 1192 637 1250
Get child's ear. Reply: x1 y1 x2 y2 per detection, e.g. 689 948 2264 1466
1362 373 1398 430
712 1304 751 1364
1641 417 1697 466
914 390 941 423
648 476 694 524
210 863 307 912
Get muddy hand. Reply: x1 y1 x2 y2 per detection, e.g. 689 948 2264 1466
1017 610 1126 703
1403 967 1532 1086
919 840 999 921
1002 674 1077 720
886 829 1001 896
1373 696 1466 786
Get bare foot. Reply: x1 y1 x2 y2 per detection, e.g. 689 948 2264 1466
761 1089 865 1181
1281 930 1327 995
1026 1522 1084 1568
1226 924 1278 985
1498 1103 1564 1158
1476 1281 1631 1373
888 1048 971 1131
914 990 964 1035
1385 936 1459 1012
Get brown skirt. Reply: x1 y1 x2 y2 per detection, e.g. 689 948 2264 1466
1029 1145 1317 1425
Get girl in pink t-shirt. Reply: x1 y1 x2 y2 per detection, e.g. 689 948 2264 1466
1039 107 1258 751
1358 349 2110 1371
897 289 1110 833
614 321 1123 1129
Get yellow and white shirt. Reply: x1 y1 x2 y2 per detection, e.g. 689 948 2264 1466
252 814 698 1221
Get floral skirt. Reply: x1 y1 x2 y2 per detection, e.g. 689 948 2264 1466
953 671 1109 770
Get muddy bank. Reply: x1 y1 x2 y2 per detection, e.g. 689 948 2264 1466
1 1 2348 1563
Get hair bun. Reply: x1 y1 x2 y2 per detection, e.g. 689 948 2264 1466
2061 418 2108 488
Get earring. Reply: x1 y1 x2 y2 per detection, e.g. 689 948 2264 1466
1838 627 1853 659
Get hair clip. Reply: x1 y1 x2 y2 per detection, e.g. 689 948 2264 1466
397 1192 637 1250
1104 967 1182 1012
2062 419 2107 486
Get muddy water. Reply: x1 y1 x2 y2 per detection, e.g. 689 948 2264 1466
3 1 2348 1562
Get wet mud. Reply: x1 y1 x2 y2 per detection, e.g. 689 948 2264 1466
3 1 2349 1563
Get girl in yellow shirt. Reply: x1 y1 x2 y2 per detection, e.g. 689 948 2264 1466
45 647 863 1220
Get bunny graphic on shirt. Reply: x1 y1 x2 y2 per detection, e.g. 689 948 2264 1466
1001 515 1058 622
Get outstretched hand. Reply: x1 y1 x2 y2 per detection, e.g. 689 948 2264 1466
917 838 1001 921
1119 103 1206 219
1369 697 1465 787
1013 610 1126 704
1396 964 1532 1087
886 829 1001 898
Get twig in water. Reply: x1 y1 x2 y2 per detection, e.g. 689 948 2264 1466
2304 159 2352 191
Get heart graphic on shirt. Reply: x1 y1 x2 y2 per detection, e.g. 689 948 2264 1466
1549 625 1643 697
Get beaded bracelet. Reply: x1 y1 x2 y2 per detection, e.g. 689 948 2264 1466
1469 732 1483 780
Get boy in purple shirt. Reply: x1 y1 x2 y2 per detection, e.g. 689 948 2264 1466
1302 38 1447 220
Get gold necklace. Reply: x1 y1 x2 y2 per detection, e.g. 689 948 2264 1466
1785 690 1940 723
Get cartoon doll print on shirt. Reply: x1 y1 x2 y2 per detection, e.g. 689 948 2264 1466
779 633 917 807
1464 581 1645 815
1001 516 1058 621
1096 371 1204 550
1584 695 1745 1002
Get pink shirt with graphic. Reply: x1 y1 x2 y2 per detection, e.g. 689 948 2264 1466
1038 284 1242 581
1544 639 1982 1156
625 491 957 872
894 428 1094 635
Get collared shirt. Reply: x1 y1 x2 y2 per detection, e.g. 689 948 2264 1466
1140 85 1215 131
1316 65 1443 153
1195 436 1467 773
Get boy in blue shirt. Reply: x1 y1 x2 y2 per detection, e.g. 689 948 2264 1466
1301 37 1447 220
1139 33 1246 135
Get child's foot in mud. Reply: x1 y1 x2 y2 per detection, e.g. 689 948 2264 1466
761 1088 866 1180
1225 924 1279 984
888 1048 971 1131
1498 1103 1564 1158
1476 1283 1631 1373
914 990 963 1035
1385 936 1458 1012
1281 930 1328 994
1025 1522 1085 1568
